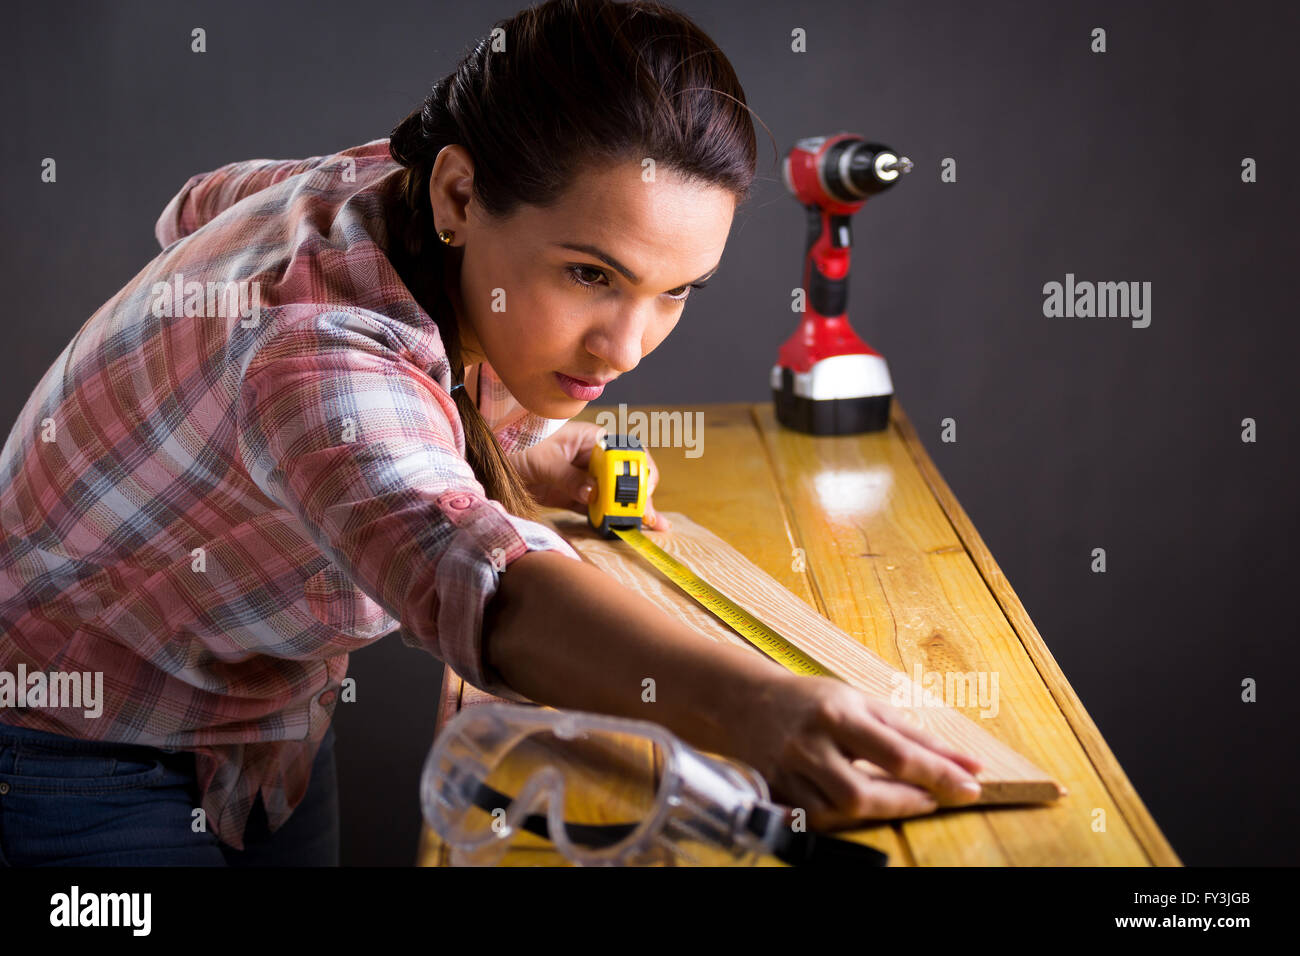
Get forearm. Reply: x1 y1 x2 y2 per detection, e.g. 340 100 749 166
483 548 780 757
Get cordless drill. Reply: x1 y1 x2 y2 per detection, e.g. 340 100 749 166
772 133 913 434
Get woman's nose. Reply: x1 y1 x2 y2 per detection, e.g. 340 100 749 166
586 306 651 374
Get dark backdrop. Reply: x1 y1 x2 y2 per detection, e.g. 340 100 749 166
3 0 1295 866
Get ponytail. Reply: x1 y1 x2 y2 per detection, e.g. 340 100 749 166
388 87 540 521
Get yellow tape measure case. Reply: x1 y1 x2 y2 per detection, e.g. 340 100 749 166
587 434 648 538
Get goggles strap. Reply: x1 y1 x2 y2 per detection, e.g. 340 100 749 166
471 779 638 848
469 780 888 866
745 803 890 867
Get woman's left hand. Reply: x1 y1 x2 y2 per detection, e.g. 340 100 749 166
506 421 672 531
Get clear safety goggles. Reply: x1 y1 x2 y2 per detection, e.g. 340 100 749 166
420 702 888 867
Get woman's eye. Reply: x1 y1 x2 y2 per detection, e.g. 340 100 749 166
566 265 698 303
566 265 609 290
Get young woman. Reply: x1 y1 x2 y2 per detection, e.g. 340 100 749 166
0 0 982 866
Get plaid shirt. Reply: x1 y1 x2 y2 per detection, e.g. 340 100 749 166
0 138 580 850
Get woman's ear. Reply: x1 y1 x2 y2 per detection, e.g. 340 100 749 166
429 145 475 237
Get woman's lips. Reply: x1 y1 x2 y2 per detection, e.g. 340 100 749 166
554 371 605 400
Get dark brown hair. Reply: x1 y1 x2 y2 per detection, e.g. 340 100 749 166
387 0 759 518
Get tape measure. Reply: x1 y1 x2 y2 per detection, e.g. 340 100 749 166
588 434 840 680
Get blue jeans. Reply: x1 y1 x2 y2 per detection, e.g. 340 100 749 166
0 720 339 866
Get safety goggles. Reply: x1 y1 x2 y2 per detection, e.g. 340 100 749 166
420 702 888 867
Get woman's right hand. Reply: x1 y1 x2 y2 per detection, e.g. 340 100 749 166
726 670 986 831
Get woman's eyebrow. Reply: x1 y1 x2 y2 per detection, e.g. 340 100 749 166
555 242 720 286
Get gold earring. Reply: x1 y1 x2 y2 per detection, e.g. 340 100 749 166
438 229 455 244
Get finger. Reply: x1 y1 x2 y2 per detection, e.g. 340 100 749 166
643 498 672 531
571 472 596 508
785 735 939 825
864 701 984 774
766 767 835 829
564 483 601 516
846 778 948 822
572 445 597 470
832 708 982 805
548 464 594 510
571 424 608 469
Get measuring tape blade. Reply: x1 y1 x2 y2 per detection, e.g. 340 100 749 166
611 527 840 680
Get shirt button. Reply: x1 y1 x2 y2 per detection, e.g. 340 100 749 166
317 689 337 707
0 782 10 795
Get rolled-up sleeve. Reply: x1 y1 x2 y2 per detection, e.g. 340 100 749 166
156 153 330 248
234 307 582 702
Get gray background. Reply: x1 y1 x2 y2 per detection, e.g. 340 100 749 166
3 0 1296 865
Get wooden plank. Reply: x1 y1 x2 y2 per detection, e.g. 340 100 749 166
544 508 1062 804
752 400 1169 864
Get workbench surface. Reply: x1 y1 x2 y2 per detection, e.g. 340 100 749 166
416 400 1180 866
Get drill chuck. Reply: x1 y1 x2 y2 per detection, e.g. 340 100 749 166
822 139 912 202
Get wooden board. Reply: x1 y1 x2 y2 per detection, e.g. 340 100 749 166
541 508 1065 806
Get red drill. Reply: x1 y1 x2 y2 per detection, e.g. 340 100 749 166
773 133 913 434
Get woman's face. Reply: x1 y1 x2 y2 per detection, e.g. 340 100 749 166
428 146 736 419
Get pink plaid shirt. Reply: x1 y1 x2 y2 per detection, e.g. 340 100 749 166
0 138 581 850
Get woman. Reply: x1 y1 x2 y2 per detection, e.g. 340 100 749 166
0 0 982 866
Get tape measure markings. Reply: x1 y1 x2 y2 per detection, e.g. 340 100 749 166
611 527 840 680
